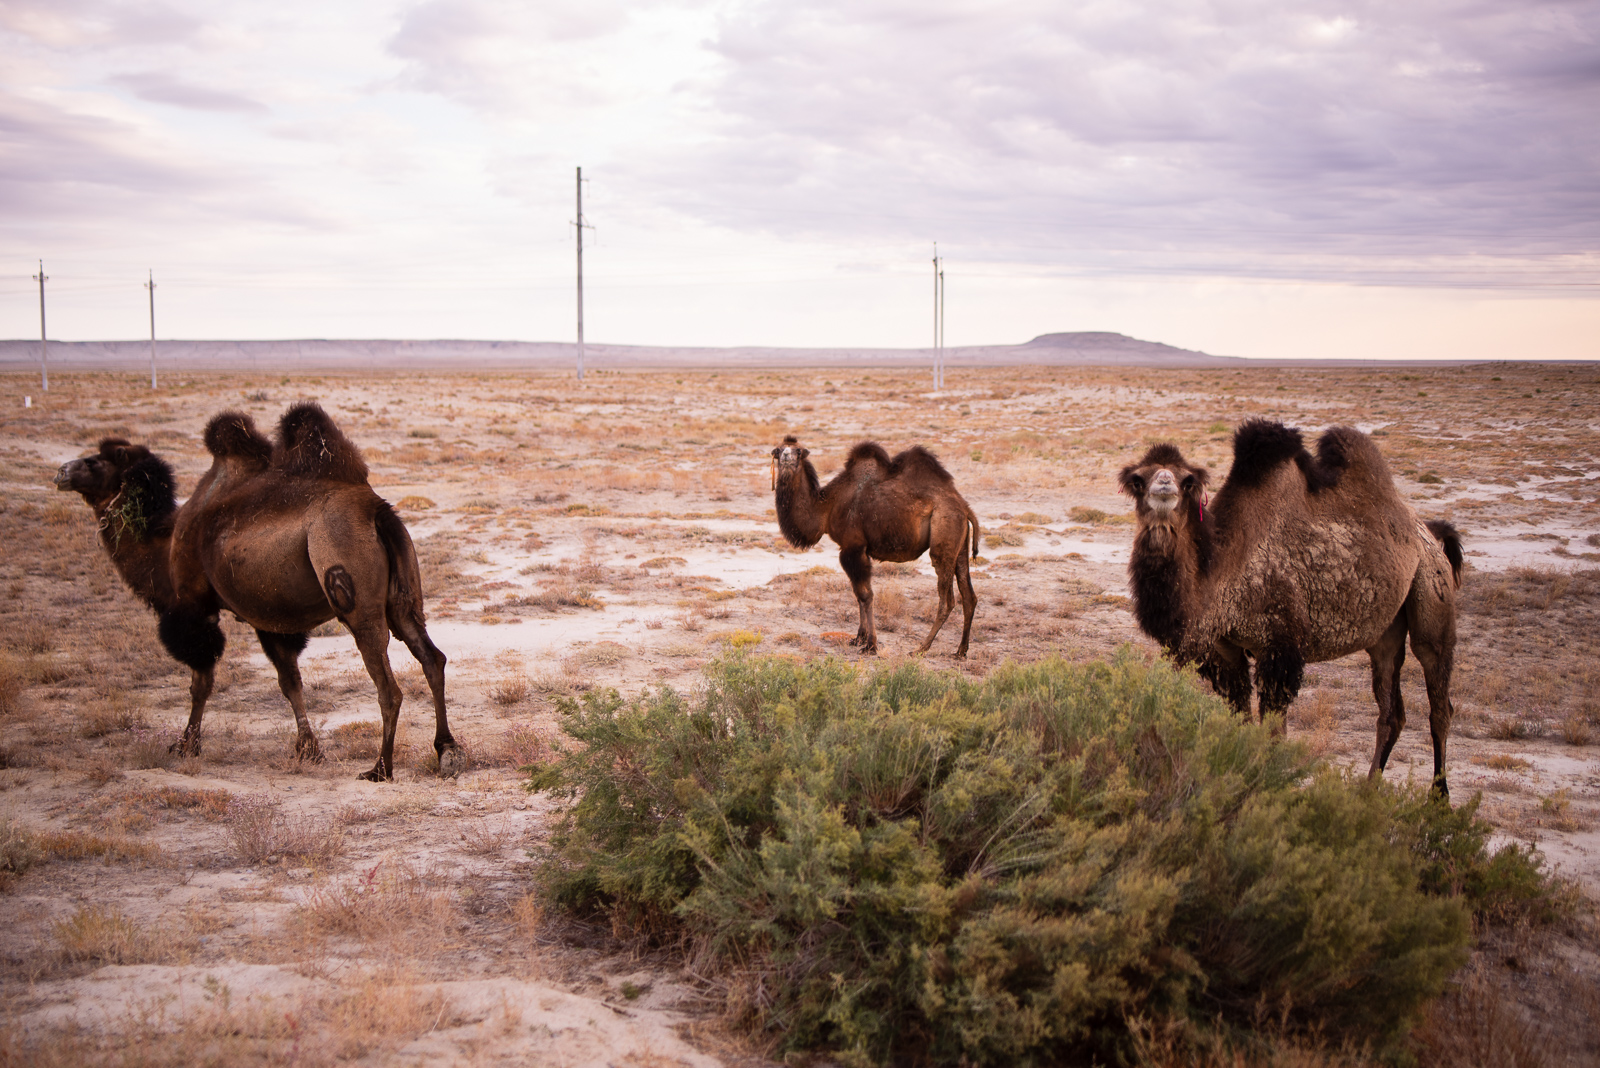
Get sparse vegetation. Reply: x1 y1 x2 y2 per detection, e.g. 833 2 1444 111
2 365 1597 1065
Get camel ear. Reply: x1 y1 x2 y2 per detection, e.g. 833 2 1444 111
797 447 808 460
1182 467 1210 492
771 446 782 458
110 445 135 467
1117 464 1144 497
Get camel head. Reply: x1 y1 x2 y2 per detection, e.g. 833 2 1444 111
1118 443 1208 524
771 435 809 490
54 438 178 538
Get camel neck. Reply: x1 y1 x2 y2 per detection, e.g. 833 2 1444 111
94 502 177 612
775 465 828 548
1128 512 1206 651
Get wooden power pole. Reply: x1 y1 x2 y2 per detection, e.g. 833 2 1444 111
932 246 944 390
574 166 593 382
145 270 158 389
32 260 48 390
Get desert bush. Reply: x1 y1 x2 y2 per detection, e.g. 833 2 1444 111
527 651 1541 1066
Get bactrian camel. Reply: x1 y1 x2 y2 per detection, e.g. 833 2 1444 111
771 436 979 657
55 403 458 781
1118 419 1462 795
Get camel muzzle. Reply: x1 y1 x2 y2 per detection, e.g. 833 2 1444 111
53 460 81 489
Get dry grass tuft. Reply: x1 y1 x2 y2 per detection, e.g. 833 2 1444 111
35 828 159 863
325 969 458 1061
1475 754 1532 772
298 861 455 944
226 794 346 865
0 818 39 890
487 722 552 769
1488 716 1535 741
1411 967 1570 1067
1559 715 1593 746
459 817 514 856
79 691 149 738
124 726 182 770
489 672 530 707
11 620 55 656
0 652 25 717
53 905 154 965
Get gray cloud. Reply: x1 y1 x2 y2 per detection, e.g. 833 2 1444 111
639 0 1600 285
108 72 268 113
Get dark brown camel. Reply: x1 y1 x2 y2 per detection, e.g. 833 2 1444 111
1118 419 1463 795
771 436 979 657
55 404 458 781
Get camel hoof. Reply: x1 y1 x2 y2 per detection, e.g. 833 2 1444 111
954 649 968 660
436 746 464 779
356 766 392 783
169 737 201 757
295 736 325 764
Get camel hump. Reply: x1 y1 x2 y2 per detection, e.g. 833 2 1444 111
844 441 894 472
275 403 369 484
203 411 273 468
1228 420 1307 489
889 444 955 483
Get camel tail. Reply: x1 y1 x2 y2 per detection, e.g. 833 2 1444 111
968 508 981 559
374 499 427 620
1424 519 1464 588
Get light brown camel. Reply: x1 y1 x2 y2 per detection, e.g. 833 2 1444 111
55 404 458 781
771 436 979 657
1118 419 1463 796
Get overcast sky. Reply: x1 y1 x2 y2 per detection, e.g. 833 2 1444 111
3 0 1597 359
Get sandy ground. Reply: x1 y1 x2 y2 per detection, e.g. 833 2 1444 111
0 362 1597 1064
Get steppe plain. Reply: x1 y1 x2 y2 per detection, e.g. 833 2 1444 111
0 361 1597 1065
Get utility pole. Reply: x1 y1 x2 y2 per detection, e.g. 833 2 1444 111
145 270 158 389
932 245 944 390
934 255 940 390
573 166 593 383
32 260 48 390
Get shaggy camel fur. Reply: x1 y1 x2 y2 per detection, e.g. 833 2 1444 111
1119 419 1463 796
772 436 979 657
56 405 458 781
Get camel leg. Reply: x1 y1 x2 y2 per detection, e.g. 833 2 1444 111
158 606 225 757
840 547 877 654
1366 613 1408 783
389 607 459 777
917 554 958 657
348 621 404 782
1407 604 1457 801
257 630 320 763
954 548 976 659
1198 644 1252 716
1254 646 1305 732
174 667 215 756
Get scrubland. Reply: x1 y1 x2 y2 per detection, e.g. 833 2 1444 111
0 361 1596 1065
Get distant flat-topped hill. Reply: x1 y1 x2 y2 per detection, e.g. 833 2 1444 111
0 332 1243 373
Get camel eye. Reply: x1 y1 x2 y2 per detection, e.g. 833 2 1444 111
1126 476 1145 494
1181 476 1196 492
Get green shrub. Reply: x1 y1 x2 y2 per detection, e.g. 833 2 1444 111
529 651 1541 1066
